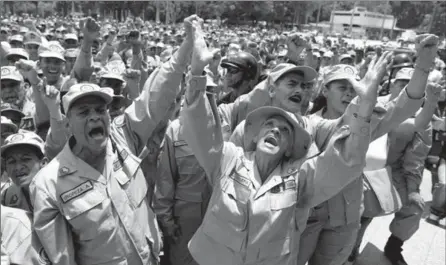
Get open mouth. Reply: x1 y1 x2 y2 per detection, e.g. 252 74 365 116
289 94 302 103
15 172 28 180
342 100 351 105
88 126 105 140
264 135 278 147
48 69 59 74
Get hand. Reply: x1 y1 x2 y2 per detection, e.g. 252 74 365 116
414 34 439 70
425 82 443 104
355 51 393 103
208 49 221 73
165 223 182 244
183 14 200 39
37 77 61 113
127 30 142 47
15 59 39 85
80 17 101 42
123 69 141 98
286 33 310 57
408 192 425 212
190 18 216 75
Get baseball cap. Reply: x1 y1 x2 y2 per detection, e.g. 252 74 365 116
394 68 413 81
1 116 18 133
269 63 318 83
1 131 45 158
5 48 29 60
64 33 78 41
0 103 25 118
339 54 353 62
323 64 359 85
38 41 65 61
9 34 24 43
244 106 311 160
24 31 42 46
62 83 114 113
323 51 334 58
101 61 126 82
64 48 80 58
1 66 24 82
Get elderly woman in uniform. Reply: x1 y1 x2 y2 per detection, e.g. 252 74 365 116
179 20 376 265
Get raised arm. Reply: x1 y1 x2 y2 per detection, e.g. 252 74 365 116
314 33 440 150
73 17 100 82
414 82 443 130
181 17 237 186
122 16 198 152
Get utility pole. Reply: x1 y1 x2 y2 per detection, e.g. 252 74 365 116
316 2 322 28
330 1 337 32
379 0 390 39
427 1 438 33
349 2 357 36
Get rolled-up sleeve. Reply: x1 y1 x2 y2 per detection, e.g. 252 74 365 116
403 125 432 192
300 114 371 208
30 182 77 265
180 76 239 187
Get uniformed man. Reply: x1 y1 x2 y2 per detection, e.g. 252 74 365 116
1 131 46 212
153 73 217 265
1 205 51 265
30 15 203 265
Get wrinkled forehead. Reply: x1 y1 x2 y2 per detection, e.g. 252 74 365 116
70 96 107 110
264 115 293 129
277 71 305 84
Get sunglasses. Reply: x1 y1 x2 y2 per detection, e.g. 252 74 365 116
226 67 240 74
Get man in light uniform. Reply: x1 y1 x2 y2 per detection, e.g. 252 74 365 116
30 15 202 265
1 132 46 212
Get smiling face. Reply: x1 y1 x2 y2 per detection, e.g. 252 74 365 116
323 79 356 117
255 115 293 158
67 96 110 153
40 57 64 84
4 145 42 189
269 72 313 114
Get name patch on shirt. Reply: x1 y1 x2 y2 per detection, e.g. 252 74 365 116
173 140 187 147
60 181 93 203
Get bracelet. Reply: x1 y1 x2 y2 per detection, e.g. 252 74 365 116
414 63 432 74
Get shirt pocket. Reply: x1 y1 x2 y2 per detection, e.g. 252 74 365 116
174 141 204 176
270 183 298 210
61 187 113 241
210 178 250 231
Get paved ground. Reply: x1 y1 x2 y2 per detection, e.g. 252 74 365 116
353 170 445 265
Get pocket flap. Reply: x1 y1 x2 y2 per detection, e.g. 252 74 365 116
258 237 290 260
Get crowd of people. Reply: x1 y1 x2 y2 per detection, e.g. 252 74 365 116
0 11 445 265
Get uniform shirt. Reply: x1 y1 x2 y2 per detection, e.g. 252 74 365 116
1 205 50 265
30 49 187 265
1 183 32 212
154 118 211 229
230 89 423 228
180 75 371 265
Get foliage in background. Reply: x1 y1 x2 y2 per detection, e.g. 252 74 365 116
1 1 444 36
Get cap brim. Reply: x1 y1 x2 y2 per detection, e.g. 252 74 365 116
66 91 113 113
324 73 356 86
0 76 23 82
101 73 125 82
39 52 66 62
220 61 241 70
24 41 41 45
1 142 44 157
244 106 311 160
1 109 25 118
272 66 318 83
